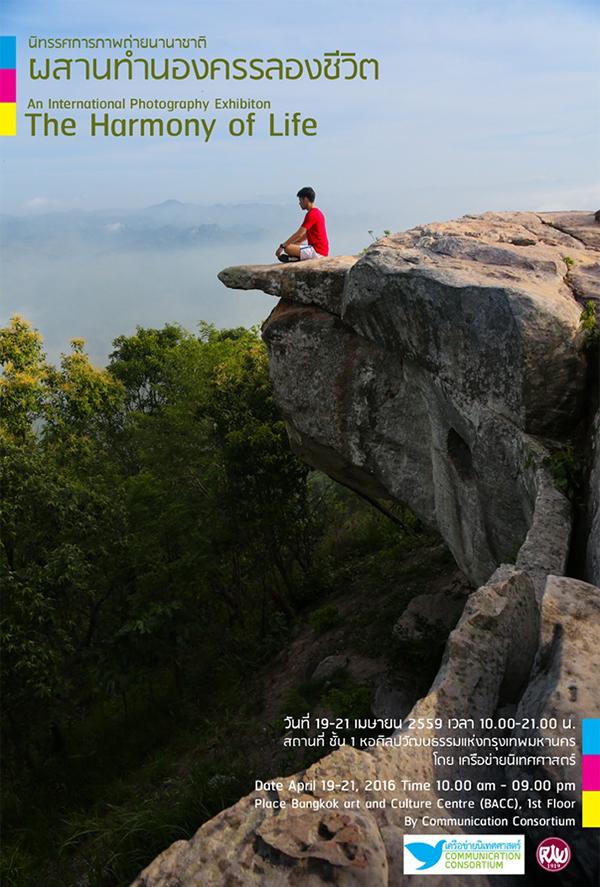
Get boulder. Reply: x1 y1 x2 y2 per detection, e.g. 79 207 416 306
312 655 350 682
371 676 414 720
341 217 587 437
393 577 472 645
249 212 595 585
509 575 600 886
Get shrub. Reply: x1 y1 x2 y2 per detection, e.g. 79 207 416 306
579 300 599 345
308 604 340 634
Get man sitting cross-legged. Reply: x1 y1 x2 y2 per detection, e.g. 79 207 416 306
276 186 329 262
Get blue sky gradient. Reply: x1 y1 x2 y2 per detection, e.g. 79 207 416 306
1 0 598 226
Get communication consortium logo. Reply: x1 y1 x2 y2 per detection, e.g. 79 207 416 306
405 839 446 870
403 834 525 875
536 837 571 873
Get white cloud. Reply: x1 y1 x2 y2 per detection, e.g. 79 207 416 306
22 196 84 213
24 196 54 209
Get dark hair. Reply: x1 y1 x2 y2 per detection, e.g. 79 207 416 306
297 186 315 202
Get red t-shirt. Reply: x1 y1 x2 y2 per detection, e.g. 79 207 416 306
302 207 329 256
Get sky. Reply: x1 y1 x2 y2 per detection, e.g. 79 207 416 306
1 0 598 225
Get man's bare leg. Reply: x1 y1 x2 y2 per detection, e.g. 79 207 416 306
284 243 301 258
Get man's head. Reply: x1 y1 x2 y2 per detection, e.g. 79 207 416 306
297 186 315 210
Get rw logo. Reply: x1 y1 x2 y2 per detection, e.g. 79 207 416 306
536 838 571 873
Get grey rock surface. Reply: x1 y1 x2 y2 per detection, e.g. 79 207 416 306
510 575 600 886
515 469 572 600
218 255 357 315
254 212 596 585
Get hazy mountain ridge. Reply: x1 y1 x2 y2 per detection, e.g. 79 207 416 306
0 200 294 253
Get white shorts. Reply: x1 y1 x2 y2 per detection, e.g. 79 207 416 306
299 244 325 260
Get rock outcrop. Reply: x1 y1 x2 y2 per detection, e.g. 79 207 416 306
220 211 598 586
510 575 600 886
134 212 600 886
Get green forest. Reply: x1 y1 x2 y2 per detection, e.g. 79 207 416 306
1 316 449 886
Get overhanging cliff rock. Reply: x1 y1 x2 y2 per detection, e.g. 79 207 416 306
220 210 598 587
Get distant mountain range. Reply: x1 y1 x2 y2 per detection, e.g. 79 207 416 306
0 200 294 253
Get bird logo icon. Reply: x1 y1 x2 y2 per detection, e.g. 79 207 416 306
405 839 446 870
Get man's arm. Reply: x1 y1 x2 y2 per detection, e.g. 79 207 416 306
276 226 307 257
281 226 306 249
